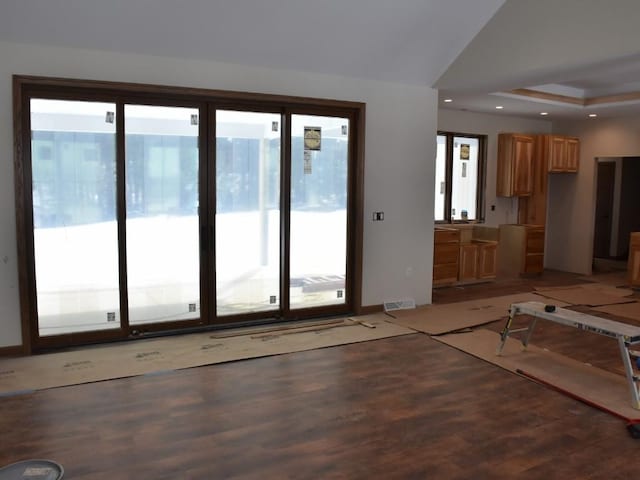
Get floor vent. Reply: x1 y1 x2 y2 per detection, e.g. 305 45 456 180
383 299 416 312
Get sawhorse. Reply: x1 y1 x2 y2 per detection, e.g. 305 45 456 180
497 301 640 410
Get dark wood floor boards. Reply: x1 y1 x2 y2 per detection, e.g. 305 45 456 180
1 331 638 479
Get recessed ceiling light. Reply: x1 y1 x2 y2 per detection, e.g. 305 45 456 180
495 106 504 110
588 113 597 118
443 98 453 103
540 112 549 116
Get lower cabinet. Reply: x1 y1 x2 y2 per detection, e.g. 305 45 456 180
458 244 479 282
498 224 544 276
629 233 640 288
433 228 498 286
459 242 498 283
477 242 498 279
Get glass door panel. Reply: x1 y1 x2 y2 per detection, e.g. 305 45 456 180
31 99 120 336
216 110 281 316
451 136 479 221
125 105 200 325
290 115 349 308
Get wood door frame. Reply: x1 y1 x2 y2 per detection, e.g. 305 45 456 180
13 75 366 353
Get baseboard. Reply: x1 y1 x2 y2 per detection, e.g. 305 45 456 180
357 304 384 315
0 345 25 357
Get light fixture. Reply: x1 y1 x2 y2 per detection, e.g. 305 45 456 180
588 113 597 118
495 105 504 110
443 98 453 103
540 112 549 116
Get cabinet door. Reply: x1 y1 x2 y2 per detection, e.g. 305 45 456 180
458 244 479 281
497 134 534 197
477 243 497 279
512 135 534 196
548 136 567 172
566 137 580 172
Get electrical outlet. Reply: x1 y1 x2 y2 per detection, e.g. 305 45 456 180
372 212 384 221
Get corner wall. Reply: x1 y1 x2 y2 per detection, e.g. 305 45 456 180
548 116 640 274
0 41 438 347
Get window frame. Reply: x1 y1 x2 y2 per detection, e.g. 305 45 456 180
435 130 487 224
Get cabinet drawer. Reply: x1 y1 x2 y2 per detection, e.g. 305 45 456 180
433 264 459 285
434 229 460 244
434 244 459 264
524 253 544 273
526 230 544 254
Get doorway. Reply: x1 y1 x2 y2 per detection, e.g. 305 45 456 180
592 157 640 273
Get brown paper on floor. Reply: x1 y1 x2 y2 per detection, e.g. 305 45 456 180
385 292 566 335
593 302 640 322
534 285 635 306
535 282 634 298
578 271 628 287
0 313 414 396
435 329 640 421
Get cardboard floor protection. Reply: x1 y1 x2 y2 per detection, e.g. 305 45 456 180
594 302 640 322
385 292 567 335
579 271 628 287
534 283 635 307
435 329 640 421
0 313 414 396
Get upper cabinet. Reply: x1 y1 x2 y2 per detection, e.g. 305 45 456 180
496 133 534 197
545 135 580 173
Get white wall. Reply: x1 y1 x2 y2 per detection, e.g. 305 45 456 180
548 117 640 274
0 41 438 347
438 109 552 226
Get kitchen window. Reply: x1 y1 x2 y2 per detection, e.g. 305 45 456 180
434 132 486 222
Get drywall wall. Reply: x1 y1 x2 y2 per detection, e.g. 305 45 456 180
438 109 552 226
0 41 438 348
436 0 640 92
548 117 640 274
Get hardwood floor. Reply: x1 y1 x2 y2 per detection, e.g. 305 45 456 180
1 271 639 479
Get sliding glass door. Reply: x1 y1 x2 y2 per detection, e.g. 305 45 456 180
18 77 362 350
125 105 201 326
289 114 349 309
215 110 281 316
31 99 121 337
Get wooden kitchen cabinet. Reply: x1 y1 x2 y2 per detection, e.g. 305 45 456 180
477 241 498 279
458 243 479 282
546 135 580 173
496 133 535 197
497 224 544 276
433 228 460 286
629 232 640 288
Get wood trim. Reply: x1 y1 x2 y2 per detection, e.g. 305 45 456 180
585 91 640 106
15 75 365 111
358 304 384 315
508 88 640 108
352 106 366 315
0 345 26 357
507 89 585 106
13 77 33 355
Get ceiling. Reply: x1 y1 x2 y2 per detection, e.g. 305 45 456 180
2 0 640 120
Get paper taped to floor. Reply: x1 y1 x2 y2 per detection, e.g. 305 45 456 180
0 313 414 395
435 328 640 422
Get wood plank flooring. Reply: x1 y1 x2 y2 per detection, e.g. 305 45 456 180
1 271 639 479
